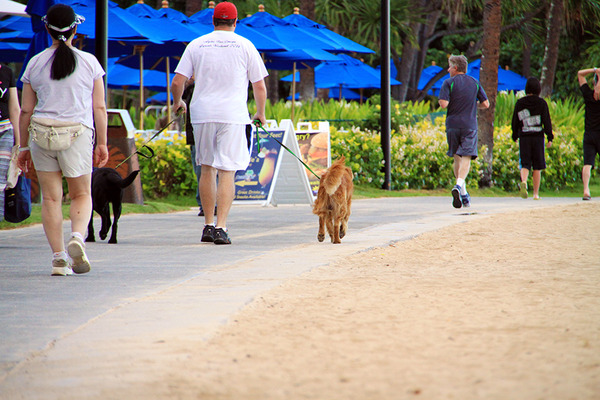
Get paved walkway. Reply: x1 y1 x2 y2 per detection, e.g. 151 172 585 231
0 196 582 392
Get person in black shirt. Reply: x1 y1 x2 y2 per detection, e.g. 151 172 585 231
577 68 600 200
511 77 553 200
0 63 21 221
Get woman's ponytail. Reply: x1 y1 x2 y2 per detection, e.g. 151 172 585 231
48 28 76 80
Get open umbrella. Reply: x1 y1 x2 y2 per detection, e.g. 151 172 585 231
282 8 374 55
186 6 287 52
428 59 527 95
282 54 401 89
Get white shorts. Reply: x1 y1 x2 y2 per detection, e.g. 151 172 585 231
30 127 94 178
193 122 250 171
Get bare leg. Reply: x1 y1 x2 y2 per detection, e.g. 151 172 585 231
65 174 92 236
215 170 235 229
532 170 542 199
583 165 592 197
199 165 217 225
520 168 530 184
37 171 65 253
453 155 472 180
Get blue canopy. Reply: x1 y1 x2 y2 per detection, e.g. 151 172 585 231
281 54 401 89
186 8 288 53
264 48 342 70
428 59 527 95
239 11 337 52
106 59 168 91
282 12 374 54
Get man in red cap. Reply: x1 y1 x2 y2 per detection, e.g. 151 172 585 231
172 1 268 245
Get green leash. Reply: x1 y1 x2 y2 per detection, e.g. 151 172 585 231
253 120 321 179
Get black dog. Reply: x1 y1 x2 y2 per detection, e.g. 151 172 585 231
86 168 139 244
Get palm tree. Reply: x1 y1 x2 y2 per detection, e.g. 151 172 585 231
478 0 502 187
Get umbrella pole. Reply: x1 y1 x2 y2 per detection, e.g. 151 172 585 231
291 62 296 123
166 57 171 122
135 45 146 131
360 88 363 104
339 84 342 101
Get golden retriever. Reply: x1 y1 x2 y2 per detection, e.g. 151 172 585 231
312 156 354 244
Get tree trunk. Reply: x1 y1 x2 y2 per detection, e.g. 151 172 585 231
297 0 316 101
396 22 420 103
299 68 315 102
522 27 532 78
265 70 279 103
540 0 564 98
477 0 501 187
299 0 316 19
184 0 202 16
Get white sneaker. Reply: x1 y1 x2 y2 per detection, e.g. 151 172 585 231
67 236 91 274
51 258 73 276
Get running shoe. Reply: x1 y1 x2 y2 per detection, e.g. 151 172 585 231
67 236 91 274
461 192 471 208
213 228 231 245
451 185 462 209
51 258 73 276
519 182 528 199
201 225 216 242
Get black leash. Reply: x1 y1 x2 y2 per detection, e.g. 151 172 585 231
115 115 179 170
253 120 321 179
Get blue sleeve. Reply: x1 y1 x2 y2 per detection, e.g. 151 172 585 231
477 84 488 102
439 79 451 101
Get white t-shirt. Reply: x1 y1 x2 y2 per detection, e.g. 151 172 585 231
175 30 268 125
21 47 105 130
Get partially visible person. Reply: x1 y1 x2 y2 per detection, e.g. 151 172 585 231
17 4 108 276
0 63 20 221
182 78 216 217
577 67 600 200
172 1 267 245
511 77 553 200
438 54 489 209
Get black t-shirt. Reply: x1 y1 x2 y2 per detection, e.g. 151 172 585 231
580 83 600 135
0 63 16 121
511 95 553 141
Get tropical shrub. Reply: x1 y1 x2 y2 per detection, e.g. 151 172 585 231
135 133 197 198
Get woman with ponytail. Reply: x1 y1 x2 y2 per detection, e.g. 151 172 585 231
17 4 109 276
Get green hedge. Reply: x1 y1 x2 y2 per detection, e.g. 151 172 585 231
135 96 591 198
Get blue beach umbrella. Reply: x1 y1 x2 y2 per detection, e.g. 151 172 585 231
429 59 527 95
186 8 287 52
239 9 337 52
282 10 374 54
282 54 401 89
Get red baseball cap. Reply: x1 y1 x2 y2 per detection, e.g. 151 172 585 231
214 2 237 19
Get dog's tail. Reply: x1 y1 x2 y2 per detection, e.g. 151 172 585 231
322 156 346 196
119 170 140 189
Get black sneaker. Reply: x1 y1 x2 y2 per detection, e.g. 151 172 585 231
198 207 204 217
213 228 231 245
201 225 215 242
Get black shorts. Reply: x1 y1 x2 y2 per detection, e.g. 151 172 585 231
519 135 546 170
583 133 600 167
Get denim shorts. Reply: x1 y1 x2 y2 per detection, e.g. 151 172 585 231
446 128 478 159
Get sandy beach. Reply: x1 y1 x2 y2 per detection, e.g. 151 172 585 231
1 201 599 400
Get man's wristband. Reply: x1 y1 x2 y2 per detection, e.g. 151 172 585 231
19 146 30 152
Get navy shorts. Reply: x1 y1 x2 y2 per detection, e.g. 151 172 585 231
583 133 600 167
446 128 478 159
519 135 546 170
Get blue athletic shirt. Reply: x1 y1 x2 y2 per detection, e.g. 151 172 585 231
439 74 488 130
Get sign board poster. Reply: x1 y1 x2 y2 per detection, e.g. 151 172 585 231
234 127 285 204
295 121 331 197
